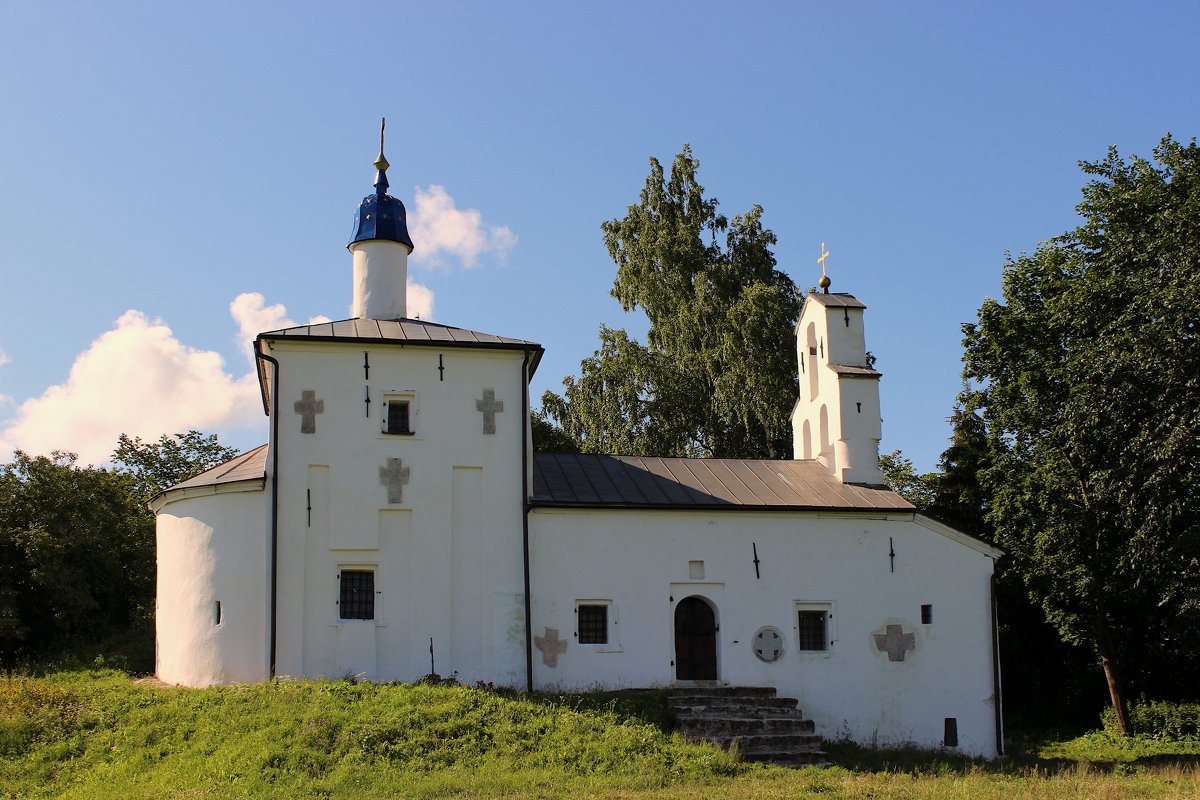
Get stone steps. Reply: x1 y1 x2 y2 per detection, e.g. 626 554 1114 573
672 697 800 713
668 686 826 767
677 715 816 735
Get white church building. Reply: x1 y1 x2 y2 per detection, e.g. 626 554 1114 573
151 134 1004 755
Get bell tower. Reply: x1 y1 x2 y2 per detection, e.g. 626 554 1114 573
348 118 415 320
789 247 884 485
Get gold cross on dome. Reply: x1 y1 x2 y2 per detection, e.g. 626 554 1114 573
817 242 831 277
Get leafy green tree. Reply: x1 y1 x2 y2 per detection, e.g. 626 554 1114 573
962 135 1200 732
0 451 154 666
113 430 239 502
926 399 993 538
1 431 240 667
542 146 800 458
530 410 580 454
878 450 937 510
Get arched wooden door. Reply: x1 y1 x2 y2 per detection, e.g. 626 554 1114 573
674 596 717 680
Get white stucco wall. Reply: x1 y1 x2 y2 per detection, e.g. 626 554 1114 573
529 507 999 755
267 340 529 686
154 484 270 687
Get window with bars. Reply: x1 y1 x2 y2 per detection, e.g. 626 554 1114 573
384 399 413 435
797 609 828 651
576 604 608 644
339 570 375 620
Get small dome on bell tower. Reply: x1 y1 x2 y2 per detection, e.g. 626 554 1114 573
348 119 414 320
348 118 414 252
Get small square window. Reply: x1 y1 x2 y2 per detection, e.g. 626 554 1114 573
797 609 828 651
576 604 608 644
921 604 933 624
339 570 375 620
384 399 413 435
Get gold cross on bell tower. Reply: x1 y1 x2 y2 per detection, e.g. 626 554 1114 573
817 242 832 293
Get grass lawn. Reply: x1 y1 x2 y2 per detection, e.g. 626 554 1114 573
4 669 1197 799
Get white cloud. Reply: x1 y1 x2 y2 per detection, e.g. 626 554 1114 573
0 289 441 466
0 310 263 465
230 292 333 366
406 280 435 320
408 184 517 268
0 346 9 367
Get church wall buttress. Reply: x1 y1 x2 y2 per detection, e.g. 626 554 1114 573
451 467 485 678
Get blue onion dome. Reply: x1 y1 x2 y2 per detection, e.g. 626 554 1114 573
348 118 415 252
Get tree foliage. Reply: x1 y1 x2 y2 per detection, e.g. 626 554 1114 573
541 146 800 458
962 135 1200 730
878 450 938 510
0 451 153 666
2 431 240 667
113 430 240 502
530 410 580 454
926 400 993 538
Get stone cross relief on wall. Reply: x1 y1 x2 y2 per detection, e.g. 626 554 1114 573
294 390 325 434
379 457 411 504
475 388 504 434
534 627 567 668
873 623 916 662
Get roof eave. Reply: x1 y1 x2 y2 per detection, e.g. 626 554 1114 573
529 500 912 514
149 475 267 514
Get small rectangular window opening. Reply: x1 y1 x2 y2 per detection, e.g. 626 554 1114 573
386 400 413 435
921 604 933 624
944 717 958 747
339 570 375 620
576 604 608 644
797 610 828 651
214 600 222 626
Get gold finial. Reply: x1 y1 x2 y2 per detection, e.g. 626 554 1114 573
374 117 390 172
817 242 832 293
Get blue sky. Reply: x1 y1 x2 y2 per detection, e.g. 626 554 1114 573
1 1 1197 469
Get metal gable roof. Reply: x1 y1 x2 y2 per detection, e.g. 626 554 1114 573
532 452 914 512
258 317 541 349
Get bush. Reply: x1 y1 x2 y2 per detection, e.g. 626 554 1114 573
1102 700 1200 739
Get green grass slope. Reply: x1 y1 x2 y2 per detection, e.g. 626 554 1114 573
4 671 739 799
5 671 1198 800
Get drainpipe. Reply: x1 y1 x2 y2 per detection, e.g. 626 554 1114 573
990 569 1004 755
521 348 534 693
255 345 281 679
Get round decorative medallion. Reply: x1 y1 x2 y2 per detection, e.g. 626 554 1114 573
752 626 784 662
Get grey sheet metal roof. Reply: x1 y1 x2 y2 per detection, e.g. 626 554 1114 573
165 444 268 492
532 452 913 512
805 292 867 309
829 363 883 378
259 317 541 350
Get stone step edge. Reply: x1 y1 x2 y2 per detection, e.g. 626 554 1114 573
679 726 817 737
667 700 796 705
665 686 778 696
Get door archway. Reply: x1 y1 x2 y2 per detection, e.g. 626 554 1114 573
674 596 718 680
